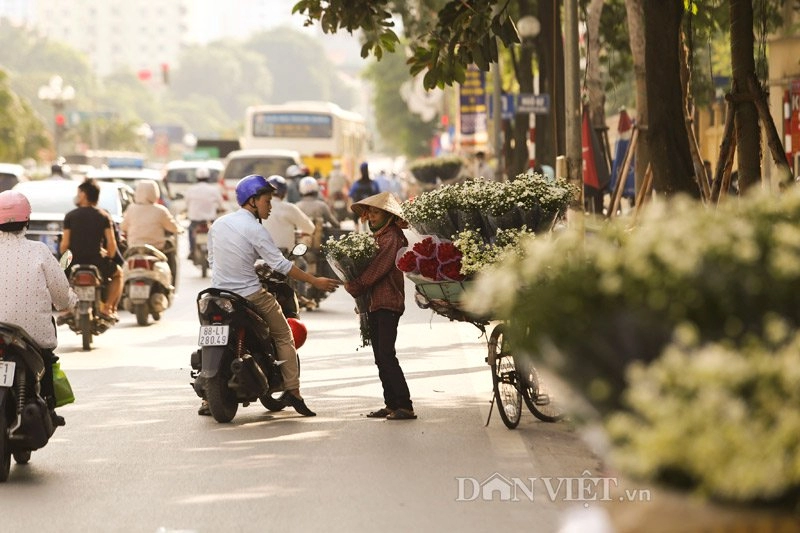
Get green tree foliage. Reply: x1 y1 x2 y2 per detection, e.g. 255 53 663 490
363 47 437 157
171 41 272 120
294 0 520 89
0 69 48 161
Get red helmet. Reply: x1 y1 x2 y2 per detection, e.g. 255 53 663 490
287 318 307 349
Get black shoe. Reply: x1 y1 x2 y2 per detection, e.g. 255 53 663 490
281 392 316 417
49 410 66 427
198 400 211 416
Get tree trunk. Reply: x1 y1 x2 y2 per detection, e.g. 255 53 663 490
730 0 762 192
625 0 650 196
586 0 605 130
535 0 564 170
643 0 699 197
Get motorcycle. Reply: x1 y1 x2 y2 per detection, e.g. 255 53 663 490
0 323 62 481
120 244 174 326
189 243 308 423
304 225 350 309
189 220 211 278
65 264 115 351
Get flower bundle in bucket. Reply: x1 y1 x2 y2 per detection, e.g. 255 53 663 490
396 235 466 283
322 231 379 346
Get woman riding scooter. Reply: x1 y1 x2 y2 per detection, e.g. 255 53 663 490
121 180 182 288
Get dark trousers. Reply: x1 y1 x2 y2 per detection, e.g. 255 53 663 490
41 348 57 410
368 309 412 411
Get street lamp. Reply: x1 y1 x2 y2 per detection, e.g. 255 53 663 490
517 16 541 42
38 75 75 158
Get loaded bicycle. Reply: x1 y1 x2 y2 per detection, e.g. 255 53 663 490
412 279 565 429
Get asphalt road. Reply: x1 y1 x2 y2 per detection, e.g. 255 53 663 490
1 241 607 533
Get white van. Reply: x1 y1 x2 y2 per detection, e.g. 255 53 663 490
220 149 303 209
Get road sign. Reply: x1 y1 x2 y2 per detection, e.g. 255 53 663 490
488 94 515 120
517 93 550 114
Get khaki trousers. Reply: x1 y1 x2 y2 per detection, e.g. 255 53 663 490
246 288 299 391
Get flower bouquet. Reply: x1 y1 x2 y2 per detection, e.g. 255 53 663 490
322 231 379 346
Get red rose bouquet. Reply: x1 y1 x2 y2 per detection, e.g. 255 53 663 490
395 235 465 282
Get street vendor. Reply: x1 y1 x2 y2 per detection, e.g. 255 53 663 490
344 192 416 420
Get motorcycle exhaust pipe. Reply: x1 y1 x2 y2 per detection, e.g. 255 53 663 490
18 402 49 450
149 293 168 312
230 354 269 396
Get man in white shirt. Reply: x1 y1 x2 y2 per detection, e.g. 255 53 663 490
205 175 338 417
184 166 224 258
0 190 77 425
262 175 315 252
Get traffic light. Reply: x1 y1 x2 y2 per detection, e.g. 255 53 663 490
55 113 66 133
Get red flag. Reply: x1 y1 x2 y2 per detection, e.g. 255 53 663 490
582 109 600 189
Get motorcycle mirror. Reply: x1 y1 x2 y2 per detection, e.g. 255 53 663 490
291 243 308 257
59 249 73 270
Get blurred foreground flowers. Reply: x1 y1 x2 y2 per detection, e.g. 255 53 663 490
464 189 800 508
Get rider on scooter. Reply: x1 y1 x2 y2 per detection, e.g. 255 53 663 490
121 180 182 288
201 174 339 417
0 190 77 426
184 166 224 258
296 176 340 277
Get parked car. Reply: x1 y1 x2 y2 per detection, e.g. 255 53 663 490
0 163 27 192
163 159 224 215
87 168 173 213
219 149 302 210
13 179 134 256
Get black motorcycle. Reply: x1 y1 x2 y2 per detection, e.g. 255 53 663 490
0 323 61 481
65 264 115 350
189 244 307 423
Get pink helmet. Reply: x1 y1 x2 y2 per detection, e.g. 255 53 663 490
0 190 31 224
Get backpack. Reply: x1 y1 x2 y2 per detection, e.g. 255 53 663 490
351 180 378 203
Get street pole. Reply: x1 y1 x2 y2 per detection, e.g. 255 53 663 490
564 0 584 214
492 59 504 181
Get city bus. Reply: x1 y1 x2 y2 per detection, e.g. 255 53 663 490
241 101 367 180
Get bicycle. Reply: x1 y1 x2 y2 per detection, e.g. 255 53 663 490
414 282 565 430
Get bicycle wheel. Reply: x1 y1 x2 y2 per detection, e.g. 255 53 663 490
488 324 521 429
520 360 565 422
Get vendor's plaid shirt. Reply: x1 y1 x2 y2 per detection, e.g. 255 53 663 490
347 223 407 314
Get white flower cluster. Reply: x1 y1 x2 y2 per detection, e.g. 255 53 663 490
453 226 534 276
401 174 575 224
607 319 800 505
322 231 378 281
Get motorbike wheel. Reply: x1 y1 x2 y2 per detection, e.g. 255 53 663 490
0 408 10 482
13 450 31 465
152 311 161 321
201 263 208 278
260 393 286 412
80 314 92 351
134 304 149 326
206 374 238 423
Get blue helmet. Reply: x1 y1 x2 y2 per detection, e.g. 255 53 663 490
235 174 275 206
266 175 288 197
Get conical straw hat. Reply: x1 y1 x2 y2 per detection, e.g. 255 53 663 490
350 191 405 221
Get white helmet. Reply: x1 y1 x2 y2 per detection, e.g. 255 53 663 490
298 176 319 195
286 164 303 179
195 166 210 180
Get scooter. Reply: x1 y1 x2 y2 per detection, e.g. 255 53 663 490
305 225 350 308
0 323 63 482
190 221 212 278
189 244 308 423
120 243 174 326
65 264 115 350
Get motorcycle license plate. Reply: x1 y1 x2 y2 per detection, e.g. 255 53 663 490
75 286 96 301
130 283 150 300
198 325 229 346
0 361 16 387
